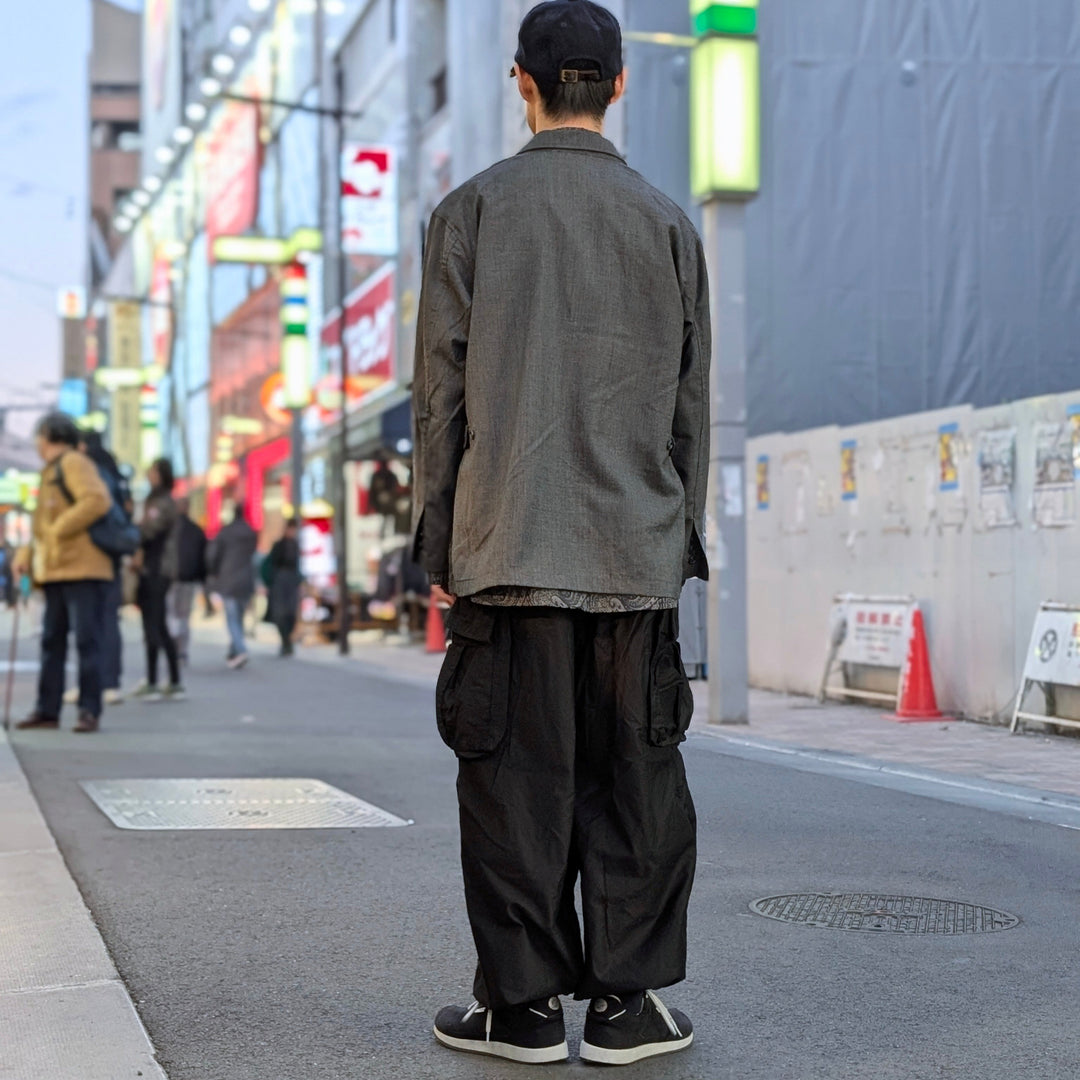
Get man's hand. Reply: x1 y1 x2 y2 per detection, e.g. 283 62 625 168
431 583 456 609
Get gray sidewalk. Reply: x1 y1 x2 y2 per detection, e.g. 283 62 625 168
0 719 166 1080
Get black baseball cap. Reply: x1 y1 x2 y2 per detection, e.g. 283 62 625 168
512 0 623 91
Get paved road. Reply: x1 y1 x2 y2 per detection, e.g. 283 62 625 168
7 632 1080 1079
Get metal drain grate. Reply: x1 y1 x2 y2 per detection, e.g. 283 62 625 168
750 893 1020 934
81 778 411 831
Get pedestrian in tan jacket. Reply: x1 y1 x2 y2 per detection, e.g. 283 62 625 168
14 412 113 733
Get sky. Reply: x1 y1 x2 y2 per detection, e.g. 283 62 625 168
0 0 140 437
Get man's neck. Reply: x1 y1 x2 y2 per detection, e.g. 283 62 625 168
533 115 605 137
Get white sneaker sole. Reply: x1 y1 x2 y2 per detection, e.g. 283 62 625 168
579 1032 694 1065
433 1027 569 1064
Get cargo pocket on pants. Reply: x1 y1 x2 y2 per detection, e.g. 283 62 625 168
435 600 510 759
648 635 694 747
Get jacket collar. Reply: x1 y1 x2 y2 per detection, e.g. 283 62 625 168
517 127 625 162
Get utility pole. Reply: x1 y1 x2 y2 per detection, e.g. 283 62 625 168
689 1 761 724
333 61 351 656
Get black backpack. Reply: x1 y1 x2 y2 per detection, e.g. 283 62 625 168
55 456 141 558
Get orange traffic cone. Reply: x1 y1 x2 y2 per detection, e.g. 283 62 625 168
891 609 947 722
425 601 447 654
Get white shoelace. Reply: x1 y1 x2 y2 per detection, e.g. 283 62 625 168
646 990 683 1039
460 1001 494 1042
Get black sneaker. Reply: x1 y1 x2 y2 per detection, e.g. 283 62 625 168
434 996 568 1064
579 990 693 1066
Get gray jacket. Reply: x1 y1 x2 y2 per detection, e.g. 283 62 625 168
412 128 711 600
207 517 258 599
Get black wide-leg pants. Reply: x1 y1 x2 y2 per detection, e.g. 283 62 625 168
437 598 697 1010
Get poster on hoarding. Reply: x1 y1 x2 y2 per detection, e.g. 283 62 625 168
1068 404 1080 479
938 422 959 491
976 427 1017 529
756 455 769 509
840 440 857 501
1033 421 1075 528
320 265 396 411
341 146 398 256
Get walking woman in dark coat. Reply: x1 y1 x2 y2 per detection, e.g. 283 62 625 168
134 458 182 700
266 518 302 656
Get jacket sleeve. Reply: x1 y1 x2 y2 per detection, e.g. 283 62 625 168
50 454 111 541
411 211 472 578
672 229 712 582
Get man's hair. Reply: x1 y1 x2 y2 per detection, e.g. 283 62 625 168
538 77 617 124
151 457 175 492
35 411 80 448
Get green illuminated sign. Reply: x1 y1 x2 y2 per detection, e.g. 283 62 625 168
691 0 758 37
690 35 761 200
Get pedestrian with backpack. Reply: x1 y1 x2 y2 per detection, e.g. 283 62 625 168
77 432 137 704
13 413 114 733
132 458 184 702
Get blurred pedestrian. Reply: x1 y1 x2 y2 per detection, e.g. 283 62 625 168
0 540 16 609
133 458 183 702
265 518 302 656
14 412 113 733
167 496 207 665
207 507 257 668
415 2 708 1065
76 431 133 705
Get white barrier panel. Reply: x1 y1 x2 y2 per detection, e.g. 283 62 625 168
1011 602 1080 733
820 594 917 706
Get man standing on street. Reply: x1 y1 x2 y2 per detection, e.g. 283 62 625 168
413 0 710 1066
14 413 114 733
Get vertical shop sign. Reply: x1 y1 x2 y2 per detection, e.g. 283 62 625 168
341 146 398 256
320 265 397 409
108 301 142 369
149 255 172 374
206 102 260 249
840 440 857 501
112 387 142 472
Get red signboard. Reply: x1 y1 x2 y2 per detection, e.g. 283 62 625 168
206 102 260 249
320 265 396 410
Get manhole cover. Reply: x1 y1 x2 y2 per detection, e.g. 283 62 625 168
750 893 1020 934
81 778 411 831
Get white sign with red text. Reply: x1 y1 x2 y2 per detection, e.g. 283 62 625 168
341 145 398 256
831 596 917 669
320 264 396 411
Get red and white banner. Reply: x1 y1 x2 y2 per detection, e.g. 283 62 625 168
341 145 398 256
206 102 260 249
321 265 396 410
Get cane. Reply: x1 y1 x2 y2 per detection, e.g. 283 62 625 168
3 594 21 732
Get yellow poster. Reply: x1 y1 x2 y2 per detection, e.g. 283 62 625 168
840 440 857 501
